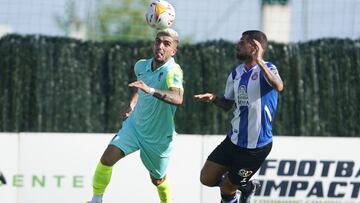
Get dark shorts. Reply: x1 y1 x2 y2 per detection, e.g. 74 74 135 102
207 136 272 186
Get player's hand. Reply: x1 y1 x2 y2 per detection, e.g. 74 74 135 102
252 39 264 63
128 80 151 94
121 105 134 120
193 93 215 103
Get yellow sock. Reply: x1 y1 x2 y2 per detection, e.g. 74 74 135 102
157 178 171 203
93 162 113 195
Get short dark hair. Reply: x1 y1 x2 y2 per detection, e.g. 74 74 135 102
242 30 268 51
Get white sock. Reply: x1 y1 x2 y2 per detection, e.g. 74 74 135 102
90 194 103 203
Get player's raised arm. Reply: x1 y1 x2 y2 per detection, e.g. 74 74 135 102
120 87 138 120
252 39 284 92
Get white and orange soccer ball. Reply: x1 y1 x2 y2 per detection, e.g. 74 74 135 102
145 0 175 30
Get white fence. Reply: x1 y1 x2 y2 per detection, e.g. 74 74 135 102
0 133 360 203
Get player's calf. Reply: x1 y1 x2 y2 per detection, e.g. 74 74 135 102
238 179 261 203
220 192 239 203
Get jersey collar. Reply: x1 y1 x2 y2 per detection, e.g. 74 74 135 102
243 63 257 73
147 57 174 72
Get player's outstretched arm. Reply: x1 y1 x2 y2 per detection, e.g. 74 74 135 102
194 93 234 111
128 80 183 106
121 88 138 120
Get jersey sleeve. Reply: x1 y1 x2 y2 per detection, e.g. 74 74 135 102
134 59 147 79
166 64 184 92
224 73 235 100
264 62 282 87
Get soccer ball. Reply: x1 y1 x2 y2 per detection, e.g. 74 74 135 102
145 0 175 30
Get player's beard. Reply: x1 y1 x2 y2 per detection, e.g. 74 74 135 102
153 57 169 69
236 52 252 61
153 57 166 66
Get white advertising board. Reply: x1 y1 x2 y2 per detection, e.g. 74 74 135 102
0 133 359 203
256 136 360 202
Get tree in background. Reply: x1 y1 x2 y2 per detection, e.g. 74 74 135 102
55 0 156 41
54 0 86 39
54 0 194 43
91 0 155 41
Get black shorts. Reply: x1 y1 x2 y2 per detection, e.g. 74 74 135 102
207 136 272 186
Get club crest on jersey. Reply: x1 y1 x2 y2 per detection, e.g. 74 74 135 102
158 72 164 81
251 72 259 80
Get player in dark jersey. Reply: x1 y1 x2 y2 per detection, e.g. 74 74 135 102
194 30 284 203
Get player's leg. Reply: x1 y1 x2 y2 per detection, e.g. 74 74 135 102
238 179 261 203
88 123 140 203
227 142 272 203
219 174 240 203
151 175 171 203
200 160 227 187
201 161 238 203
87 145 125 203
200 137 232 187
140 139 173 203
89 145 125 203
201 137 237 203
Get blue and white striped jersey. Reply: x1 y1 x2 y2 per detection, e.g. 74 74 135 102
224 62 281 149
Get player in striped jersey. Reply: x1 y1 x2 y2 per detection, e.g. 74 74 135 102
194 30 284 203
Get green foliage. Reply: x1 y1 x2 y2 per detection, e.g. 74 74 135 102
0 35 359 136
54 0 156 41
54 0 83 37
91 0 155 41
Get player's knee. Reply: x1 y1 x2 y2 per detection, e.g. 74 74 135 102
200 173 214 187
100 145 124 166
151 177 165 186
100 156 114 167
151 179 161 186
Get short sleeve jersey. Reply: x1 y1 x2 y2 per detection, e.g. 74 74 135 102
224 62 280 149
128 57 183 144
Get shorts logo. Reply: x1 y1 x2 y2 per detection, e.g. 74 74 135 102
237 169 253 178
